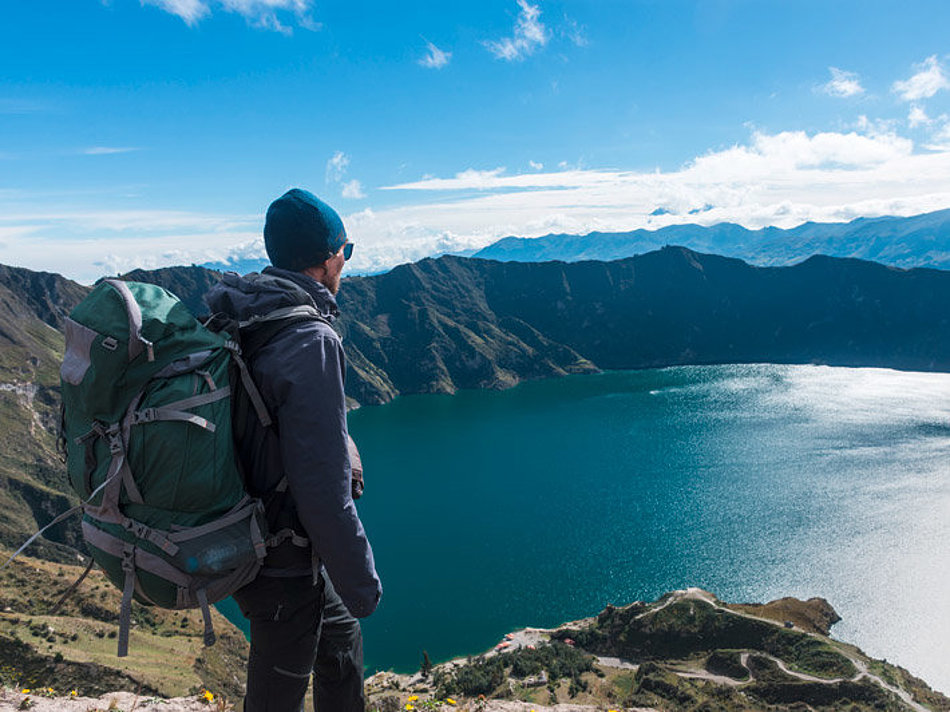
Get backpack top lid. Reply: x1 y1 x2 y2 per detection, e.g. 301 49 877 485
62 279 228 422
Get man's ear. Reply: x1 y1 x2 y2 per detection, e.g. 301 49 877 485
302 259 329 282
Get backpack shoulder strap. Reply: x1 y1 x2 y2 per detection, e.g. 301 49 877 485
239 306 332 359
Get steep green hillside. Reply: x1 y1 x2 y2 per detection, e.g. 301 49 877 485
0 268 89 562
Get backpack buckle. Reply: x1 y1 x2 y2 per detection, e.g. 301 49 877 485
132 408 156 425
123 519 150 540
120 547 135 573
107 430 124 455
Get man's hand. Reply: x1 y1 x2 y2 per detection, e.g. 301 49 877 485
348 435 364 499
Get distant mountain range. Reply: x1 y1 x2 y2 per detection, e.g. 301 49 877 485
474 209 950 270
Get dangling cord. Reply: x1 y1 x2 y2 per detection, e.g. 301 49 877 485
48 557 96 616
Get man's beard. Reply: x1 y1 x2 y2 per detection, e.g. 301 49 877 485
323 271 341 295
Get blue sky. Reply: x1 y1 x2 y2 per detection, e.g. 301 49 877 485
2 0 950 281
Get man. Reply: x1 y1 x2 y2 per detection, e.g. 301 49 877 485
205 188 381 712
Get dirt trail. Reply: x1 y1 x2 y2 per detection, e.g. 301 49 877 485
593 589 931 712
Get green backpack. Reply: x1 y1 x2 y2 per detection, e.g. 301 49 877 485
59 279 270 656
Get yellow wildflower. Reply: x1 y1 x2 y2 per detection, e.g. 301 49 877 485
407 696 419 702
70 691 78 697
405 705 414 711
446 699 457 706
202 690 214 703
21 689 30 694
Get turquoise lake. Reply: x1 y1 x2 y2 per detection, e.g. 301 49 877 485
220 364 950 693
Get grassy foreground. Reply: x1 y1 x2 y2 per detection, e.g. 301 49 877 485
0 552 249 701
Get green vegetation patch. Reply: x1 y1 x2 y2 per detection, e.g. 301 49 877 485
563 598 857 680
706 650 749 680
433 642 595 699
747 679 906 711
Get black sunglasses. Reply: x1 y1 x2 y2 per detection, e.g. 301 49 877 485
342 242 354 261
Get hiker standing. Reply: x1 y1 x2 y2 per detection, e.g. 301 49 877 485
205 189 381 712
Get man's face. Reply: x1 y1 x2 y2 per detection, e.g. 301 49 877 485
321 243 347 295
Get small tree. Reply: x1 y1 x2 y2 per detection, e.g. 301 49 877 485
421 650 432 679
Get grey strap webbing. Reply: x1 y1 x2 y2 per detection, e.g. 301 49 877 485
94 426 142 513
104 279 154 363
166 497 256 543
238 304 325 329
196 588 216 647
249 509 268 560
135 408 216 432
154 386 231 413
227 346 272 427
117 543 136 657
130 387 231 432
82 521 190 587
266 528 310 548
117 395 145 505
103 424 145 506
121 519 180 556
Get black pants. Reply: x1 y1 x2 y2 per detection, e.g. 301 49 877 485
234 571 364 712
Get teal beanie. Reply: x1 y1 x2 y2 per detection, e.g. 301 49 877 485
264 188 347 271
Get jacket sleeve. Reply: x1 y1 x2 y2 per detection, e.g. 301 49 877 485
268 324 382 617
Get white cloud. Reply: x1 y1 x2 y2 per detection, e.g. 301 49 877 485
394 167 507 191
820 67 864 98
142 0 210 26
484 0 547 61
8 126 950 283
341 126 950 273
143 0 317 32
326 151 367 199
341 180 366 199
925 120 950 151
326 151 350 183
854 115 900 137
82 146 139 155
0 205 260 282
419 40 451 69
893 55 950 101
563 17 588 47
908 105 931 128
529 160 543 170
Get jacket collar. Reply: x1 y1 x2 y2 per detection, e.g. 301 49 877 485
263 266 341 321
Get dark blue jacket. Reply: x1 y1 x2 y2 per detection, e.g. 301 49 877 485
205 267 381 618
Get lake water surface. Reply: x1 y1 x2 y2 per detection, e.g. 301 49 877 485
222 364 950 693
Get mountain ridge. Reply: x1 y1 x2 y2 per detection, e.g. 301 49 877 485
474 209 950 270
